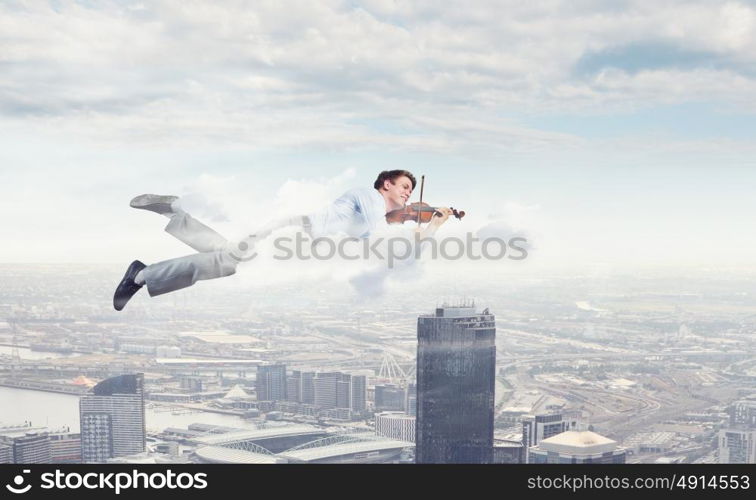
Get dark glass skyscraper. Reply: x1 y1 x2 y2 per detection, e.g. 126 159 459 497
416 306 496 464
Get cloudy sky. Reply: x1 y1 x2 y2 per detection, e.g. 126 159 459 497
1 0 756 271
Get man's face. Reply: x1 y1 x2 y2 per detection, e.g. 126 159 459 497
383 175 414 210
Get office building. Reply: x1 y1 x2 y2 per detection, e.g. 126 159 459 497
286 371 302 403
493 441 524 464
719 428 756 464
374 384 405 411
0 444 11 464
0 429 51 464
80 373 146 463
337 375 351 410
405 383 417 417
257 364 287 402
14 432 51 464
313 372 341 410
522 411 581 463
528 431 626 464
278 371 365 417
302 372 315 405
416 305 496 464
730 400 756 428
351 375 367 413
376 412 416 443
0 427 51 464
49 432 81 463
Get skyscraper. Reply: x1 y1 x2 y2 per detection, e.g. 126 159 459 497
286 370 302 403
351 375 367 413
719 399 756 464
405 383 417 417
301 372 316 405
336 374 351 410
79 373 146 463
416 305 496 464
257 364 287 402
284 370 365 415
313 372 341 410
374 384 405 411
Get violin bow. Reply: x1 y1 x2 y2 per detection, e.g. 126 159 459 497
417 175 425 228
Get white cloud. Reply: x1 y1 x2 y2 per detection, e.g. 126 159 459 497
1 0 754 152
2 0 756 269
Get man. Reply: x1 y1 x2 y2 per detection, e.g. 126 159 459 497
114 170 453 311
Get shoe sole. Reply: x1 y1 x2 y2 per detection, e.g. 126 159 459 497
130 194 178 214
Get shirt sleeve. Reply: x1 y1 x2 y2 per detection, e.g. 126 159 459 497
306 188 362 239
307 187 388 239
351 187 389 237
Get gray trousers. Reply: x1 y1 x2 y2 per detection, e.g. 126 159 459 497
142 213 239 297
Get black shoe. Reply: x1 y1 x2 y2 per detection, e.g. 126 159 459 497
129 194 178 215
113 260 147 311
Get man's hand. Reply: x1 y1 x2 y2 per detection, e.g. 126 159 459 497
417 207 453 239
429 207 453 227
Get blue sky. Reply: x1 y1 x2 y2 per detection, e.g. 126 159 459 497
1 0 755 269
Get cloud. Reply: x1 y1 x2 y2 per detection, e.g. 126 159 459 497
1 0 754 153
2 0 756 270
273 168 357 217
348 266 391 298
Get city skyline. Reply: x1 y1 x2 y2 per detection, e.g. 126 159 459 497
0 265 754 464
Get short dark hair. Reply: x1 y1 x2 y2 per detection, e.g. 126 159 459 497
374 170 417 190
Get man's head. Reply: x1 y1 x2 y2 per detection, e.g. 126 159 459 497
374 170 416 211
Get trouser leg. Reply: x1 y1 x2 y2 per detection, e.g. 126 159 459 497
141 250 238 297
165 212 229 253
140 215 307 296
229 216 308 261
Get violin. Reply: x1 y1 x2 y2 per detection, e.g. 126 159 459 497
385 174 466 225
386 202 466 225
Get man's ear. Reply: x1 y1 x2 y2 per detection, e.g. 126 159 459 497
383 179 392 191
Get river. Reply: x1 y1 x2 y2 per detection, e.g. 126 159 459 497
0 386 257 434
0 345 81 360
